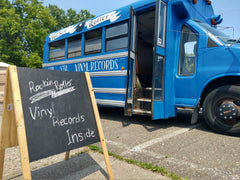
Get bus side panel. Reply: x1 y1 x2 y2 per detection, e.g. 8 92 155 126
95 93 126 102
91 76 127 88
43 56 129 108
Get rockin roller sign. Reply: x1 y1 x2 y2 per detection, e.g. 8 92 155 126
0 66 114 180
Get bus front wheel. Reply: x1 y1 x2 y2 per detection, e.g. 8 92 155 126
203 85 240 136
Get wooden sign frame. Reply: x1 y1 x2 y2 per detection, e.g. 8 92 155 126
0 66 114 180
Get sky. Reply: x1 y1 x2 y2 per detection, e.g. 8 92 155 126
43 0 240 39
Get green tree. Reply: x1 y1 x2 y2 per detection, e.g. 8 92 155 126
47 5 66 31
0 0 23 65
48 5 95 31
0 0 56 67
0 0 95 68
14 0 56 67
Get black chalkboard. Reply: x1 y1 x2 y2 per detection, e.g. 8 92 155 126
17 67 100 162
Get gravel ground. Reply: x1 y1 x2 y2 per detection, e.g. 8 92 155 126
2 146 89 179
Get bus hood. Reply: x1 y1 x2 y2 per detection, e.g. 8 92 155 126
227 44 240 55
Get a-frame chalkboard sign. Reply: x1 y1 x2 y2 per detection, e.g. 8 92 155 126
0 66 114 180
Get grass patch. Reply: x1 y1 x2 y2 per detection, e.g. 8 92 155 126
70 148 89 158
88 145 187 180
32 166 38 170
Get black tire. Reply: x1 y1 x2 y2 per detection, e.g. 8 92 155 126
203 85 240 136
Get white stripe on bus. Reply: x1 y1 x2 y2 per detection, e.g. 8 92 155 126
42 51 128 67
93 88 126 94
96 99 125 107
89 70 127 77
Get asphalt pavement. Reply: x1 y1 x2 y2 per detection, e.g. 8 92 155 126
2 147 170 180
1 106 240 180
0 115 170 180
97 107 240 180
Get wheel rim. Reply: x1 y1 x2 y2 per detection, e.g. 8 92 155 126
214 98 240 126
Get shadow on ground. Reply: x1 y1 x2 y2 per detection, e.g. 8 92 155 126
5 153 107 180
99 106 212 134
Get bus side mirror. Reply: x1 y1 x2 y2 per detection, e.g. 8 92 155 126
211 15 223 25
192 0 197 4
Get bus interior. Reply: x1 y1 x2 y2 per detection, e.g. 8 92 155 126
133 8 155 115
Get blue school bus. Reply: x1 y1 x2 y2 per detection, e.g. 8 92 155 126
43 0 240 136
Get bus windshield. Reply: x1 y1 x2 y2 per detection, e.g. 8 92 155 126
195 20 233 44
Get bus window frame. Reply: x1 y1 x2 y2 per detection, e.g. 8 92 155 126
105 21 129 52
178 25 198 76
84 28 102 55
157 1 167 48
67 35 82 59
49 39 65 61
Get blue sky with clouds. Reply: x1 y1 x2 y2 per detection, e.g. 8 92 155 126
43 0 240 39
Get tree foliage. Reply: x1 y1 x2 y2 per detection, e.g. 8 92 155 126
48 5 95 32
0 0 22 65
0 0 95 68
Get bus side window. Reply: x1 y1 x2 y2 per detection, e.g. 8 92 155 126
207 38 218 48
68 35 82 58
84 29 102 55
178 26 198 76
106 22 128 52
49 39 65 61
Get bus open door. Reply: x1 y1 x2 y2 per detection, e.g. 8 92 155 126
125 6 137 116
151 0 167 119
125 0 170 120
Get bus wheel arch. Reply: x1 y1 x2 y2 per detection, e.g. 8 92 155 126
200 76 240 106
192 76 240 135
191 76 240 125
202 85 240 136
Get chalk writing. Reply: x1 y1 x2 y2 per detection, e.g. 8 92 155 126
17 67 100 162
29 79 73 94
29 87 75 103
28 79 75 103
52 113 85 127
66 128 96 145
29 103 55 120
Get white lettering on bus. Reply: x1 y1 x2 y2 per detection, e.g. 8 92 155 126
75 59 119 72
49 24 78 41
49 11 120 41
60 65 68 71
85 11 121 29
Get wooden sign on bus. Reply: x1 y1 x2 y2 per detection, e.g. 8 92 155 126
0 66 113 180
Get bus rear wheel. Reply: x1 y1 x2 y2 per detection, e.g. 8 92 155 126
203 85 240 136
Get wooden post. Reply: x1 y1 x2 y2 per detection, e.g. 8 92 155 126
65 151 70 160
0 66 14 180
8 66 31 180
0 67 18 150
85 72 114 180
0 149 5 180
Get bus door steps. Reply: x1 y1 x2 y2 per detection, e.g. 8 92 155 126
134 87 152 99
134 98 151 111
133 88 152 115
133 109 151 116
134 88 152 98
